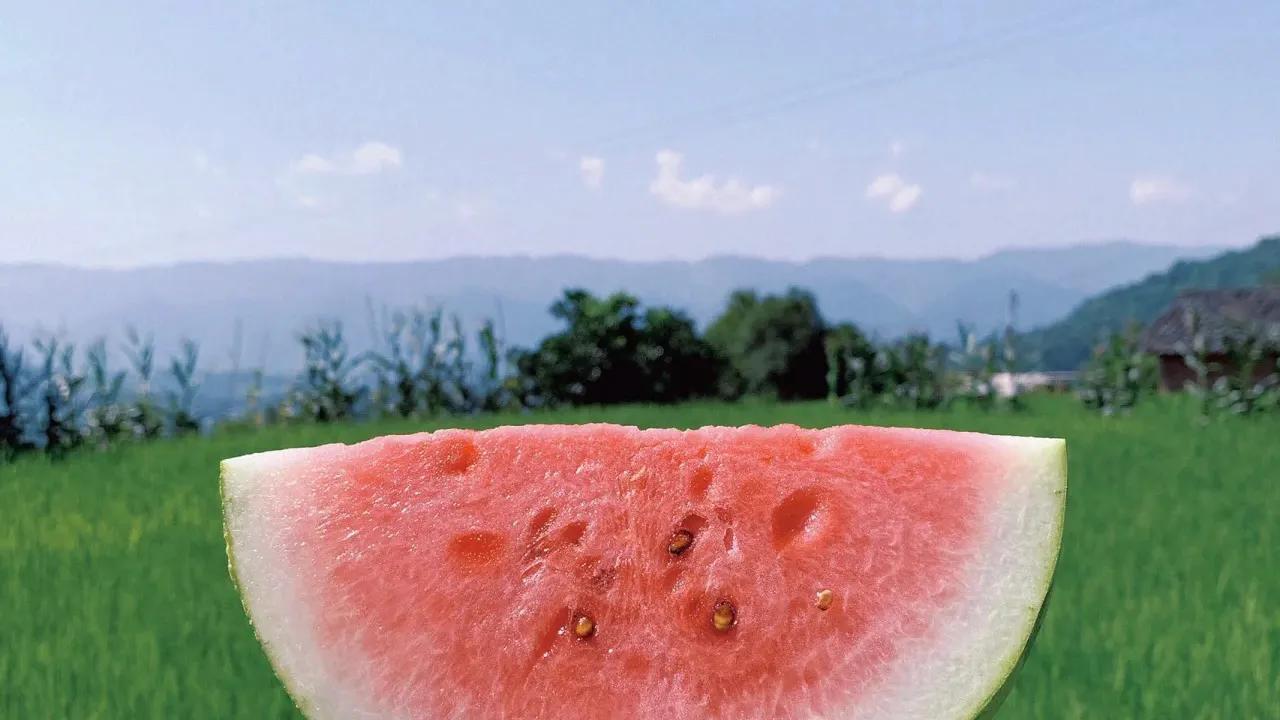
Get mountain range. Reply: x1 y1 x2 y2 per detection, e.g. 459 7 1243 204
0 241 1225 373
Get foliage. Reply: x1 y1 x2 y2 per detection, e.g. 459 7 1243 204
10 276 1280 464
950 322 1026 411
1077 325 1157 415
33 338 86 459
881 333 949 410
369 307 433 418
823 322 876 403
951 322 1000 409
1203 335 1280 416
824 328 953 411
367 307 512 417
705 287 827 400
1179 308 1280 417
82 339 130 448
123 327 164 440
0 326 35 460
472 319 515 413
514 289 721 406
1022 234 1280 370
288 322 364 423
167 338 202 435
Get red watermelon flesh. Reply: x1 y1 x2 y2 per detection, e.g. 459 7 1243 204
222 424 1066 720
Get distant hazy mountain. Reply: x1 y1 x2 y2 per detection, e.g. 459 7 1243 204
1021 236 1280 370
0 241 1222 373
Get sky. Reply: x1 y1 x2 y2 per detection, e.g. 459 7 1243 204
2 0 1278 267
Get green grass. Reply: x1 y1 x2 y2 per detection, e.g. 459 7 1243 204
2 396 1277 718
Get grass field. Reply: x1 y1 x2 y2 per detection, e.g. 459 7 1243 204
2 396 1277 718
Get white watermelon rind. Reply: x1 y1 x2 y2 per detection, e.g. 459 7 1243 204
222 462 321 720
221 429 1066 720
969 439 1066 719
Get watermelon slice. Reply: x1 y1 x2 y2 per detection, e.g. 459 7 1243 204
222 424 1065 720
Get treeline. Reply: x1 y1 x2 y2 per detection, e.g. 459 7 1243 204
0 287 1032 463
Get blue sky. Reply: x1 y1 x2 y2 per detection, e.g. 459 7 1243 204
2 1 1277 266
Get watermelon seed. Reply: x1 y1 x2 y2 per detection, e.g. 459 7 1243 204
815 589 834 611
712 599 737 632
667 528 695 556
571 612 597 640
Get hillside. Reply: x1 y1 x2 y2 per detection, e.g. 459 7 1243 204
1023 236 1280 369
0 242 1220 373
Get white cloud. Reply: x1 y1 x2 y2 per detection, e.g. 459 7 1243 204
291 141 403 176
649 150 779 214
865 173 922 213
1130 175 1191 205
970 171 1015 191
349 142 402 175
579 156 605 189
293 154 335 174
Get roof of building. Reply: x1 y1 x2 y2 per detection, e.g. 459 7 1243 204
1143 288 1280 355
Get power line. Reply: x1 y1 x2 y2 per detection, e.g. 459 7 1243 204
587 1 1175 152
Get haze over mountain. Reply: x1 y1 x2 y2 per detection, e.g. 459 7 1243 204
0 241 1222 373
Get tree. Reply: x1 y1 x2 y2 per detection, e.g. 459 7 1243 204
823 322 876 402
883 333 948 410
705 288 828 400
1077 325 1156 415
123 327 164 440
470 318 515 412
34 337 85 458
82 338 129 447
291 322 364 422
0 326 35 460
514 289 720 406
167 338 202 435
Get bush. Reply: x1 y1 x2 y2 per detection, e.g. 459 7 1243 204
1078 326 1156 415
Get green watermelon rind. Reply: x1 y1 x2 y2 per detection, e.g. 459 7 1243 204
969 440 1068 720
221 433 1067 720
221 462 317 720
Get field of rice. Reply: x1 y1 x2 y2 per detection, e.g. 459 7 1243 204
2 396 1276 718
